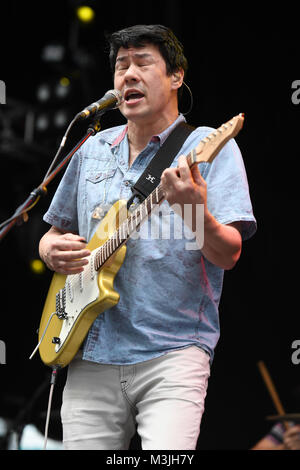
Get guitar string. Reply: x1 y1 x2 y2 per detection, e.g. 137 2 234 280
67 124 233 292
68 148 196 294
58 115 237 301
29 147 194 356
34 116 240 355
82 118 236 275
93 146 196 271
94 183 165 270
63 184 163 300
53 117 240 300
65 147 198 297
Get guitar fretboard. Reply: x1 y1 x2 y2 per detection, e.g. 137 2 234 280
93 150 198 271
93 184 161 271
91 108 245 272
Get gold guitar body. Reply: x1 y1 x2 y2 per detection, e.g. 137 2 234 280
38 200 127 368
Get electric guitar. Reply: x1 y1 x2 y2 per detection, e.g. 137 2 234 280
35 113 244 368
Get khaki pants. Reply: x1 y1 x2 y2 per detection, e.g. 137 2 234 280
61 345 210 450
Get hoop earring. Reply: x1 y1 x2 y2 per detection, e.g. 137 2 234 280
179 81 194 116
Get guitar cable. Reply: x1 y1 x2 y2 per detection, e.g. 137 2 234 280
43 366 60 450
28 314 61 450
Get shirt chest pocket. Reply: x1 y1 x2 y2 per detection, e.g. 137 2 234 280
85 168 117 212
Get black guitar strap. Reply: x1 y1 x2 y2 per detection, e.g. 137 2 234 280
127 121 195 208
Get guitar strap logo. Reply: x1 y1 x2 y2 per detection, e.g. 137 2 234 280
145 173 156 184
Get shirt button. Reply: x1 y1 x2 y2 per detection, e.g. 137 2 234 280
124 181 130 186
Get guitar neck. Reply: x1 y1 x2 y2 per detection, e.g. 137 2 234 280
93 113 245 271
93 150 198 271
93 183 164 271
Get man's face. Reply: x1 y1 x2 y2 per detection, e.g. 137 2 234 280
114 43 179 124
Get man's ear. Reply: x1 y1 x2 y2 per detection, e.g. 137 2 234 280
171 68 184 90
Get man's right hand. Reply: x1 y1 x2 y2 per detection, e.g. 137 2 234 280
39 226 91 275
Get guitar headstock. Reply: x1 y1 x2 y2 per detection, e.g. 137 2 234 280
189 113 245 165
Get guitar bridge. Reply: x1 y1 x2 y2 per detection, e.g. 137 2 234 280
56 288 68 319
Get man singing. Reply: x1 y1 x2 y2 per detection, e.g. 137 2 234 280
39 24 256 450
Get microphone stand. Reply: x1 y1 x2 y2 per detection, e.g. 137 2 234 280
0 115 102 242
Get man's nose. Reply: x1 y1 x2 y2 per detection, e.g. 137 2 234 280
123 64 140 82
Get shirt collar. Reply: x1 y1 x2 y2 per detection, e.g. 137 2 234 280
108 114 186 148
154 114 186 146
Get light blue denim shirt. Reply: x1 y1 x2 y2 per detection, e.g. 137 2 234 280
43 114 256 365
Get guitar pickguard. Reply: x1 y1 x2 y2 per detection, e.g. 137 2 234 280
55 250 99 352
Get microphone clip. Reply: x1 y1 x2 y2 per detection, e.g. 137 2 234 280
87 114 102 136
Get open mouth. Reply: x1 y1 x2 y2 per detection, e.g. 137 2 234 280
124 90 145 104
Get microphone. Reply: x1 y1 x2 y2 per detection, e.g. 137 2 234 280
76 89 123 120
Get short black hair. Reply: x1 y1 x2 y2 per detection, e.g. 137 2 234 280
107 24 188 77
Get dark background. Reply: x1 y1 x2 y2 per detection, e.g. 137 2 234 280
0 1 299 450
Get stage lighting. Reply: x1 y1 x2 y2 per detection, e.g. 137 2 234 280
29 259 46 275
59 77 70 87
76 5 95 23
36 83 51 103
41 43 66 63
35 113 49 132
36 76 72 106
53 109 69 129
34 73 76 144
55 79 71 100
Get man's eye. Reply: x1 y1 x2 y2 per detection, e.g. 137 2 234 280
115 64 128 72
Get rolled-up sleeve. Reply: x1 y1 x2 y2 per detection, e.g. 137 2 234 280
43 150 81 233
205 137 257 240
